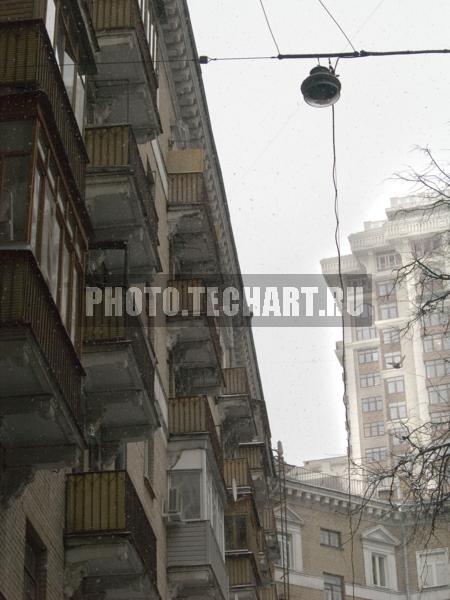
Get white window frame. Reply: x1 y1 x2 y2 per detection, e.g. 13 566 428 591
380 303 398 320
362 528 399 591
416 548 449 589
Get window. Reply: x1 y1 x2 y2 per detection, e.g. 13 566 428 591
356 326 377 341
372 553 387 587
139 0 159 67
320 529 341 548
365 447 387 463
33 126 85 344
425 359 450 378
277 532 294 569
226 514 250 551
384 352 402 369
54 11 86 129
377 253 401 271
0 121 33 242
417 549 449 589
358 348 379 364
169 470 201 520
423 333 444 352
364 422 385 437
360 373 381 388
390 427 407 447
423 311 450 329
386 376 404 394
383 328 400 344
24 524 46 600
428 384 450 404
324 574 343 600
377 280 395 297
362 396 383 413
388 402 407 420
430 412 450 432
380 303 398 320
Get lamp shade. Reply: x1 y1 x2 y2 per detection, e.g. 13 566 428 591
301 66 341 107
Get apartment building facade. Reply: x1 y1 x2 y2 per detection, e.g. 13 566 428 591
275 464 450 600
0 1 279 599
321 196 450 474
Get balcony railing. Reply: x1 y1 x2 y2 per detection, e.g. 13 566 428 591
226 556 258 589
85 124 158 238
0 250 83 430
285 463 365 497
239 443 265 471
0 20 86 195
224 458 253 490
168 172 206 206
91 0 158 107
167 279 222 364
66 470 157 586
84 293 155 398
168 396 222 468
222 367 250 396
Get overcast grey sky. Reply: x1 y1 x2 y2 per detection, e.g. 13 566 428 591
187 0 450 465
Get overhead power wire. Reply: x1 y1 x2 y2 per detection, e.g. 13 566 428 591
316 0 357 53
258 0 282 55
199 47 450 63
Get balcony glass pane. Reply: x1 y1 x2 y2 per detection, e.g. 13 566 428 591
170 470 201 520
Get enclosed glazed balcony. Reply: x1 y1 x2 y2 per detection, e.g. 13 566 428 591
167 520 228 600
0 252 84 477
167 279 223 395
83 291 158 442
65 470 159 600
167 150 220 275
0 19 87 196
224 459 254 494
168 396 222 469
85 125 160 280
90 0 161 142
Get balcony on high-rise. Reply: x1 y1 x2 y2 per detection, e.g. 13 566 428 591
89 0 161 142
0 105 88 495
167 397 227 599
85 125 160 281
225 496 262 599
167 149 220 276
65 470 159 599
168 396 222 469
167 279 223 395
82 289 159 443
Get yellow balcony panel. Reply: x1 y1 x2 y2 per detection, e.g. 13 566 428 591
90 0 161 142
226 556 259 600
0 251 84 471
83 296 158 442
169 396 222 469
85 125 160 280
65 470 158 599
218 367 253 422
167 151 220 275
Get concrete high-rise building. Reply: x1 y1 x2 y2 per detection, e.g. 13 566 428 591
0 2 279 599
321 196 450 477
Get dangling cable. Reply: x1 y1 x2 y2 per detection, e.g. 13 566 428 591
331 104 355 600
